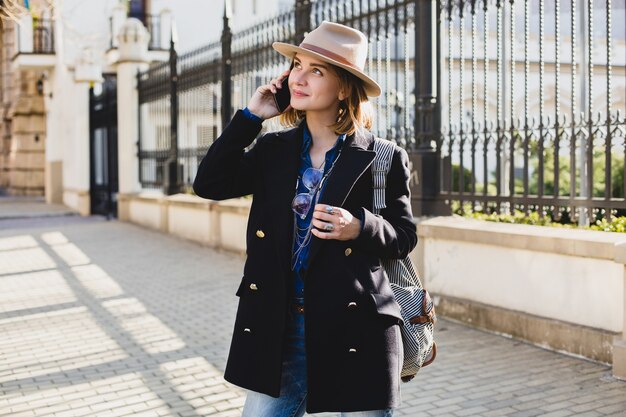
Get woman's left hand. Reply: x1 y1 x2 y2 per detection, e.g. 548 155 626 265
311 204 361 241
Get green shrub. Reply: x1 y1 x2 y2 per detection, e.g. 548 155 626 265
589 217 626 233
466 210 626 233
467 210 573 228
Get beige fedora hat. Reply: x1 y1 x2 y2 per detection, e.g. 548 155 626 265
272 21 381 97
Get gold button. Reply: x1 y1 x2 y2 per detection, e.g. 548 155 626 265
249 283 258 291
344 248 352 256
347 301 357 309
256 230 265 238
349 348 357 353
244 328 251 333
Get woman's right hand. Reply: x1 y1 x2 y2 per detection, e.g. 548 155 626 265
246 69 291 120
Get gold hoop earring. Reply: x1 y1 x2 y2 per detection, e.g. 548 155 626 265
337 101 347 121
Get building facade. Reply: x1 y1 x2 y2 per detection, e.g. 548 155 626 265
0 0 287 213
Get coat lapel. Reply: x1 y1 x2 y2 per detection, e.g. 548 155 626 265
306 129 376 274
264 125 304 277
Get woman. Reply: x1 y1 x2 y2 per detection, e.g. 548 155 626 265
193 21 417 417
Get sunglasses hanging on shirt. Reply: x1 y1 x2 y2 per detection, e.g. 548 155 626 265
291 147 343 220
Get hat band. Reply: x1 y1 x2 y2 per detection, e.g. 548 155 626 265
300 43 362 71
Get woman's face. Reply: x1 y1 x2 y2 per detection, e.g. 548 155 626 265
288 53 344 113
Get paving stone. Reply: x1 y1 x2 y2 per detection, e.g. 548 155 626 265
538 410 574 417
509 410 544 417
572 412 603 417
540 401 577 412
452 405 490 416
596 403 626 415
482 407 519 417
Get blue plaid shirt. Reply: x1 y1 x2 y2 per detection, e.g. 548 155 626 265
292 124 346 300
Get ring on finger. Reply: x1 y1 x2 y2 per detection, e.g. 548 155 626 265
325 205 334 214
324 223 334 232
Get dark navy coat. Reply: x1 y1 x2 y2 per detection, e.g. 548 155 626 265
193 110 417 413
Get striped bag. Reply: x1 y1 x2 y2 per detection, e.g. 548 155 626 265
373 138 437 382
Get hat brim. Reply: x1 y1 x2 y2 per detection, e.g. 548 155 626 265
272 42 381 97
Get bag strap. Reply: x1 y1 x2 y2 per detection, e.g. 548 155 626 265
372 138 396 215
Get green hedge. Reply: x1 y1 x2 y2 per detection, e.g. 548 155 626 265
466 211 626 233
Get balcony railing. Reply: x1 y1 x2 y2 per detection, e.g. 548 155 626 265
110 11 170 51
32 18 55 54
15 17 55 55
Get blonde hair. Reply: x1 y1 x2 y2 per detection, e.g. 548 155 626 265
279 64 373 136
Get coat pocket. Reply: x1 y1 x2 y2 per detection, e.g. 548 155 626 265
369 293 403 324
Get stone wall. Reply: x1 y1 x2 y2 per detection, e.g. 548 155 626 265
416 216 626 379
6 71 46 195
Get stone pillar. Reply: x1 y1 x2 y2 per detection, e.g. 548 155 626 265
410 0 449 217
44 5 64 204
61 47 104 216
115 18 150 220
61 82 91 215
613 242 626 380
7 70 45 196
44 68 64 204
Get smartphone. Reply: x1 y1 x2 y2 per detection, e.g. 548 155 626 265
273 77 291 113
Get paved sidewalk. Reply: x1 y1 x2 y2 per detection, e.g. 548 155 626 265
0 217 625 417
0 196 78 219
0 196 93 231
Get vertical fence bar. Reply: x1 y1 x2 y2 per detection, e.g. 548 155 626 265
447 0 454 196
570 0 577 214
375 3 382 136
251 25 257 112
509 0 516 210
393 1 400 144
411 0 447 216
577 0 589 225
586 0 594 220
295 0 312 43
538 0 545 216
605 0 613 220
482 1 489 205
384 1 392 140
137 69 142 186
522 0 529 214
495 0 504 211
221 4 233 130
165 35 180 195
259 23 264 85
554 0 561 218
436 0 443 189
404 2 412 148
458 1 466 201
470 0 477 203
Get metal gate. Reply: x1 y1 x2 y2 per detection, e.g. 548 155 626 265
89 74 118 218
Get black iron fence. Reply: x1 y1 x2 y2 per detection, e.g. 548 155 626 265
137 0 625 224
441 0 625 223
138 0 426 194
138 37 222 193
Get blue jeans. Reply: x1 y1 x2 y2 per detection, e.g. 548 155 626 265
241 309 394 417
